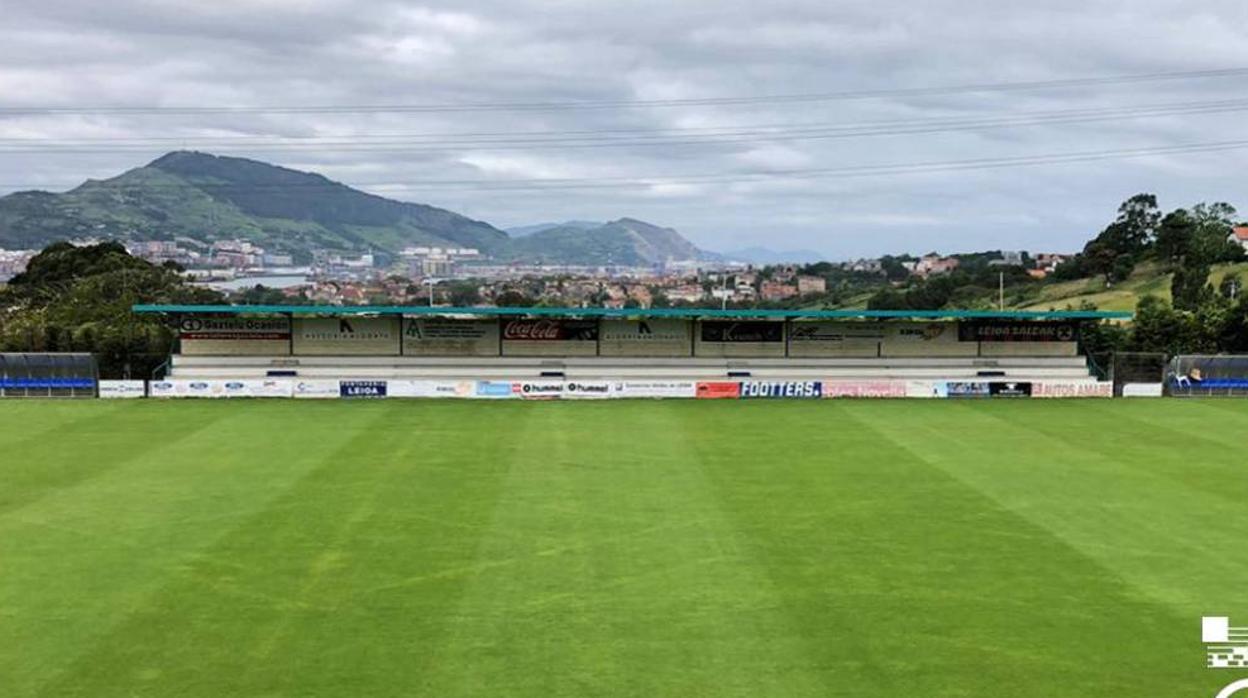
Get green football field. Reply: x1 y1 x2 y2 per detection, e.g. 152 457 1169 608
2 399 1246 697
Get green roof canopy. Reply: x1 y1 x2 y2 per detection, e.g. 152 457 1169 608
132 304 1131 320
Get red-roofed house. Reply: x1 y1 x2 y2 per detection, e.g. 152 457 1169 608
1229 226 1248 253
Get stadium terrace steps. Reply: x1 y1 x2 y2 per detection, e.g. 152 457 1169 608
168 355 1098 382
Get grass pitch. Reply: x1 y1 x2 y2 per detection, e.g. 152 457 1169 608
2 398 1246 697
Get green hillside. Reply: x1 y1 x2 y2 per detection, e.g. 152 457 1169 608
0 152 510 258
503 217 715 266
1016 260 1248 312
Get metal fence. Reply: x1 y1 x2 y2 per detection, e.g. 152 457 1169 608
1112 352 1166 397
0 353 98 398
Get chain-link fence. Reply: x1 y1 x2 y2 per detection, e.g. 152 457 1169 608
1112 352 1166 397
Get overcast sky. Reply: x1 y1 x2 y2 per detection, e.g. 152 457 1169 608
3 1 1248 259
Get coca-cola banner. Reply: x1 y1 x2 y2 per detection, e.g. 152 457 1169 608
501 319 599 356
695 321 786 358
958 320 1079 343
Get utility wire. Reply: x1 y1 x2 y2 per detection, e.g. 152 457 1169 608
3 67 1248 115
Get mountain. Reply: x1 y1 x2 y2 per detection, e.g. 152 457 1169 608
720 246 827 265
503 217 717 266
0 152 509 258
506 221 602 237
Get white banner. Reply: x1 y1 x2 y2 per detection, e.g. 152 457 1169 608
99 380 146 399
905 381 949 398
562 381 613 399
292 379 341 399
387 380 478 398
1033 381 1113 398
514 381 564 399
149 378 292 398
1122 382 1164 397
610 381 697 398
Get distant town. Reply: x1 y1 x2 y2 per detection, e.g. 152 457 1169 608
0 234 1095 308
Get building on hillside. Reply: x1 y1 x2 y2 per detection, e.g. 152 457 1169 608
796 275 827 295
760 280 799 301
914 254 959 277
1033 253 1072 273
1229 227 1248 253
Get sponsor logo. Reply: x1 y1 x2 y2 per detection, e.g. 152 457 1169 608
895 323 947 341
153 382 173 390
740 381 822 398
1203 616 1248 696
700 321 784 343
298 318 394 342
696 381 741 399
989 381 1033 397
946 381 990 398
600 320 688 342
958 320 1079 342
823 381 906 398
565 382 610 394
517 382 564 398
224 382 245 391
340 380 387 398
405 319 493 340
502 319 599 341
188 382 210 391
179 316 291 340
1033 382 1112 398
475 381 515 398
789 324 886 342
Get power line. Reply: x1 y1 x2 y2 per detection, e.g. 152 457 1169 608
2 67 1248 115
3 138 1245 193
3 97 1248 155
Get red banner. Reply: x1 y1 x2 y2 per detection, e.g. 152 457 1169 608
696 381 741 399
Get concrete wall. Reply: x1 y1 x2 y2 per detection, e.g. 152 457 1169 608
695 321 787 358
293 317 401 356
179 316 291 356
599 319 693 357
403 319 499 356
787 321 883 358
879 322 977 357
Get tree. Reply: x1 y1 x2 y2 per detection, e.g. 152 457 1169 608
494 290 534 307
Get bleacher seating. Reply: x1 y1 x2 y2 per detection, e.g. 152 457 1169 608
169 354 1098 384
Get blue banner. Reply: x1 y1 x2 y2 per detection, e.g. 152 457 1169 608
339 380 387 398
739 381 822 399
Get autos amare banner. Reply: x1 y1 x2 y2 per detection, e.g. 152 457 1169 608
958 320 1079 342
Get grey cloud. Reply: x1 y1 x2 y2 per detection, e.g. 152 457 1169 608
3 0 1248 258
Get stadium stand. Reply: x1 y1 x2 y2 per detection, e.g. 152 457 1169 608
130 305 1123 398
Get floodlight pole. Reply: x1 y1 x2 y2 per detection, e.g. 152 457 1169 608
998 272 1004 311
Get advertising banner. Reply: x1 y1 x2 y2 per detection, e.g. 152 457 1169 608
474 381 518 399
822 381 907 398
696 381 741 399
946 381 991 398
740 381 822 398
402 318 499 356
958 320 1079 343
293 379 341 399
293 317 401 356
339 380 388 398
148 379 292 398
514 381 565 399
1122 383 1164 397
1033 381 1113 398
905 381 949 398
562 381 614 399
500 319 599 357
988 381 1033 398
387 380 477 398
599 319 692 357
179 316 291 356
695 321 786 358
611 381 697 399
788 322 883 358
99 380 146 399
880 322 974 357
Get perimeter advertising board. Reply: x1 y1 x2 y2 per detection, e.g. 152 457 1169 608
696 381 741 399
98 380 146 398
823 381 907 398
293 318 401 356
598 319 692 357
695 321 786 358
500 319 599 357
787 322 883 358
880 322 975 357
611 381 697 398
740 381 822 398
563 381 614 399
962 320 1080 357
178 316 291 356
402 318 499 356
150 378 293 398
1033 381 1112 398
